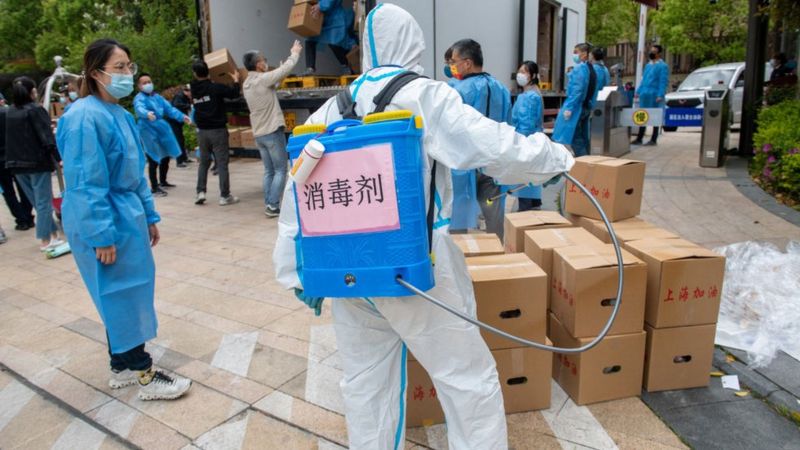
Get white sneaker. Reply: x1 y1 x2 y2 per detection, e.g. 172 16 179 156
219 195 240 206
195 192 206 205
109 369 139 389
40 238 65 252
137 369 192 401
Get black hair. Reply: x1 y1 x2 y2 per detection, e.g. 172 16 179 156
774 52 787 64
11 76 35 107
520 60 539 86
242 50 262 72
591 47 606 61
138 73 152 83
451 39 484 67
80 38 131 98
444 47 453 61
192 59 210 78
652 44 663 55
574 42 592 54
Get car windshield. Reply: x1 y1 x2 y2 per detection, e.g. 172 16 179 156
678 69 736 92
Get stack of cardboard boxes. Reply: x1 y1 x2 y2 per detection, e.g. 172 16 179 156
407 244 552 426
625 238 725 392
565 155 726 395
406 154 727 424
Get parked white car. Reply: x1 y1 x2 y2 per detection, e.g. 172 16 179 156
664 62 773 130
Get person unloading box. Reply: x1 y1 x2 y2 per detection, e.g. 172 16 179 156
302 0 357 75
274 4 573 449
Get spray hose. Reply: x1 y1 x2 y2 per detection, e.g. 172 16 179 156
396 172 624 354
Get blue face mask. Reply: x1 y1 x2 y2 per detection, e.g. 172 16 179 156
68 91 78 101
141 83 154 94
59 97 66 104
572 54 581 64
443 65 453 79
99 71 134 99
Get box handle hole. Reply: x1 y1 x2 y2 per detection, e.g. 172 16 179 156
601 298 617 307
500 309 522 319
507 377 528 386
625 188 635 195
673 355 692 364
602 365 621 374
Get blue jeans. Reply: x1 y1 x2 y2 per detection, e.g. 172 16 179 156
255 129 289 208
571 108 592 157
15 172 57 241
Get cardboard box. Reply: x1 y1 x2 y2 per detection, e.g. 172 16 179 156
503 210 572 253
466 253 547 349
551 244 647 338
583 217 680 245
288 2 323 38
644 323 716 392
549 313 646 405
228 128 243 148
346 45 361 73
523 227 605 308
406 342 553 427
565 156 646 222
625 238 725 328
50 102 64 118
452 233 505 258
204 48 239 86
524 227 605 276
240 128 256 148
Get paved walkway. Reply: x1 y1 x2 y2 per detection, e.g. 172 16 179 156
0 129 798 449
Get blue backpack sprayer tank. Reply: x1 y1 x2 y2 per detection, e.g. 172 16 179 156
287 111 625 355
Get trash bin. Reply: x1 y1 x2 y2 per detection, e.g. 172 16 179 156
590 89 631 157
699 88 730 168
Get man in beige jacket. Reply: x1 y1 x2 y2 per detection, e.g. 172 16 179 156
242 40 302 217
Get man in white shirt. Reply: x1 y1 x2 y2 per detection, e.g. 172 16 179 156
242 41 303 217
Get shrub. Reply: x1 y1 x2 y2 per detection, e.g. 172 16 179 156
752 100 800 206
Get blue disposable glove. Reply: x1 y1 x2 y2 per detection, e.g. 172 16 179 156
294 288 324 316
543 174 562 187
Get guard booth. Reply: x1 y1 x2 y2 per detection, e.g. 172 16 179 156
590 87 632 157
699 88 730 168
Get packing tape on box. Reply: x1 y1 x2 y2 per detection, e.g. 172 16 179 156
462 236 481 253
511 348 525 374
467 262 533 271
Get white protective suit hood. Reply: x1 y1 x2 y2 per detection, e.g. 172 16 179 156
361 3 425 74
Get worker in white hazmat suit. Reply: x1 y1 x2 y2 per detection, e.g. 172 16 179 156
273 4 574 449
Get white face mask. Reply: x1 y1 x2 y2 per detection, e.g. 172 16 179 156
516 73 530 87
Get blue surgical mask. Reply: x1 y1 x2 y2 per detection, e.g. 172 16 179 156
68 91 78 101
443 65 453 78
572 54 581 64
59 97 66 104
98 70 135 99
141 83 154 94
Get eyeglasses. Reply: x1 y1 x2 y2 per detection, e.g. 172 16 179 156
103 62 138 75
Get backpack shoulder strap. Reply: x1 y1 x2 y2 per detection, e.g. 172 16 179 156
336 88 360 120
372 71 427 113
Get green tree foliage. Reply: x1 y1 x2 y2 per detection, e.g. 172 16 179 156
586 0 639 49
1 0 196 89
651 0 749 66
0 0 46 71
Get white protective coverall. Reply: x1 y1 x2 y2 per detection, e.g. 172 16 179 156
273 4 574 449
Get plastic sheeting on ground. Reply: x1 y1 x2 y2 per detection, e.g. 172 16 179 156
713 241 800 367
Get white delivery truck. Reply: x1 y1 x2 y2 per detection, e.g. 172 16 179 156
195 0 585 147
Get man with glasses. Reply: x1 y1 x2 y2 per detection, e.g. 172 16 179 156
445 39 512 238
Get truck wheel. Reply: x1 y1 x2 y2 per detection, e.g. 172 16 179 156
663 126 677 132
